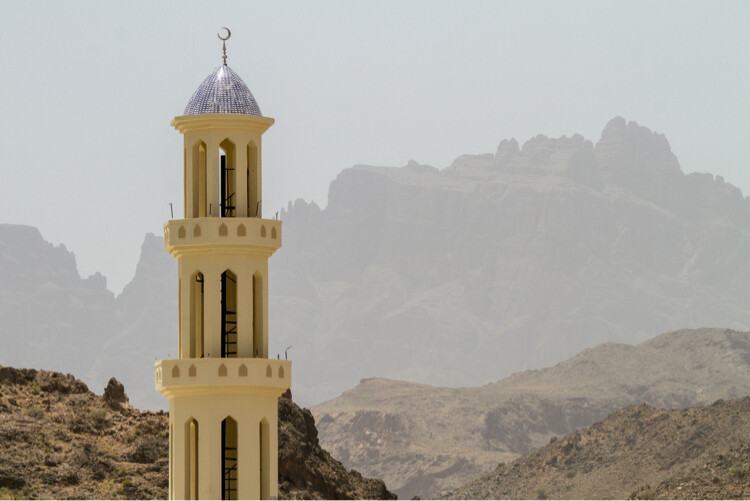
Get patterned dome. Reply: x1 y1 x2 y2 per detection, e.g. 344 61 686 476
183 65 262 116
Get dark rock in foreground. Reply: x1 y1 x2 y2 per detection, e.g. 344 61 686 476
279 390 395 499
0 367 394 500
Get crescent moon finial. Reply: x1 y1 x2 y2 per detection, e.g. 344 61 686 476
217 27 231 65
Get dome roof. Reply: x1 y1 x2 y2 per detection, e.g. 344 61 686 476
183 65 262 116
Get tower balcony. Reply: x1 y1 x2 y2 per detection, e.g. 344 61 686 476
163 218 281 258
155 358 291 398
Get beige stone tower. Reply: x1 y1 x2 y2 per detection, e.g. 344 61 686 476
155 37 290 500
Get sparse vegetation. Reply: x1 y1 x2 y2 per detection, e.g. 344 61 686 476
729 466 744 478
25 406 43 419
31 384 40 395
90 409 107 423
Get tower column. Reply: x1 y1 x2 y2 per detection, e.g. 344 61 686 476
206 137 221 217
267 413 279 499
254 141 262 217
204 268 222 358
237 270 253 358
198 412 221 499
238 414 260 499
236 142 248 218
185 140 195 218
179 267 191 358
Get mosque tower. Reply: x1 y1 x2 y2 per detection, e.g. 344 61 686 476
155 30 290 500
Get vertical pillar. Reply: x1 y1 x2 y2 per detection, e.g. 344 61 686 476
179 268 191 358
255 140 263 217
172 410 186 499
261 263 269 358
169 403 180 500
198 412 220 500
268 408 279 499
236 141 248 217
253 272 264 358
259 417 270 500
204 269 221 359
237 271 253 358
184 143 192 219
206 137 221 217
238 414 260 500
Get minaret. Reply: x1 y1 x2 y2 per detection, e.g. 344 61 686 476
155 30 290 500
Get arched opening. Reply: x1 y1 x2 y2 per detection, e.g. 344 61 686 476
221 270 238 358
221 417 238 500
185 418 199 500
190 271 204 358
247 142 259 217
253 273 263 358
259 419 270 500
220 139 236 218
192 141 207 218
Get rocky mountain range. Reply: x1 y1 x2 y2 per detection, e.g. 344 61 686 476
0 366 394 500
275 116 750 405
2 116 750 411
0 226 174 410
312 328 750 498
444 397 750 499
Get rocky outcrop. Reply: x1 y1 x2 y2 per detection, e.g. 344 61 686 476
0 366 394 500
312 328 750 499
444 398 750 499
279 390 396 500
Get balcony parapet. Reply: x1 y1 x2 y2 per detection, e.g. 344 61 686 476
163 218 281 258
155 358 291 397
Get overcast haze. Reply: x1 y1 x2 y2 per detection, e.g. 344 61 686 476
1 0 749 292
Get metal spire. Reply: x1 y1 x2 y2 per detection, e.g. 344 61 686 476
218 27 231 66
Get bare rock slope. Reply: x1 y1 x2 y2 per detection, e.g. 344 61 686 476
0 367 394 500
312 328 750 498
444 398 750 499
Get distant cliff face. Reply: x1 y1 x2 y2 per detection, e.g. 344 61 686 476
272 117 750 405
0 228 173 410
2 117 750 411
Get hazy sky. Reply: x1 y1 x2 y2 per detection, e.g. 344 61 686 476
1 1 748 292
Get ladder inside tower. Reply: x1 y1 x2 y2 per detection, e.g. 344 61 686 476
221 271 238 358
221 153 236 217
222 419 238 500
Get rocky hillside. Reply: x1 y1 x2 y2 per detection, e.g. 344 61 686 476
0 366 393 500
312 328 750 498
444 398 750 499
